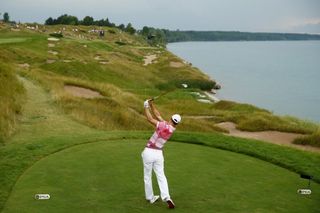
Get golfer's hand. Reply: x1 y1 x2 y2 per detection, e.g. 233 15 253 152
144 100 150 108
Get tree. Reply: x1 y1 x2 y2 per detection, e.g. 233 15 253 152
3 12 9 23
125 23 136 35
82 16 94 26
95 19 104 26
141 26 150 36
56 14 78 25
118 24 125 31
45 17 54 25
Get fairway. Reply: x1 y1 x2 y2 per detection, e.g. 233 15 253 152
3 140 319 213
0 38 30 44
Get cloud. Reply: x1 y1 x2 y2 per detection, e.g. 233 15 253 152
277 17 320 33
292 22 320 34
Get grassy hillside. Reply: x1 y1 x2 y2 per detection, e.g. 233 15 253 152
1 23 318 137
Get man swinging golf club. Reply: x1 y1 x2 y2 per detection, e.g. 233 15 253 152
142 99 181 209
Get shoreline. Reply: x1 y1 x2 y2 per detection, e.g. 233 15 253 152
167 41 320 123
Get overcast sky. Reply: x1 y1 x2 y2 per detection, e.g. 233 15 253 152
1 0 320 33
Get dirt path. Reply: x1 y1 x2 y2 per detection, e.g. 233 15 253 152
216 122 320 153
13 77 94 142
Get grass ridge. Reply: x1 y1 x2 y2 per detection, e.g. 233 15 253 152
171 132 320 183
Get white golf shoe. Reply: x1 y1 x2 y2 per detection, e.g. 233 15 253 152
165 198 175 209
149 195 160 204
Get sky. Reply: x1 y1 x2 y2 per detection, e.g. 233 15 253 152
1 0 320 33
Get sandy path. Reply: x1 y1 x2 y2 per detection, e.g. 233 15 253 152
64 85 103 99
216 122 320 153
170 61 184 68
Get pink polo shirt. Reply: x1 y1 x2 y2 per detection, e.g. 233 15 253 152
146 121 176 150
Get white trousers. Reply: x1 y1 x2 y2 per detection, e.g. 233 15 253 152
141 148 170 201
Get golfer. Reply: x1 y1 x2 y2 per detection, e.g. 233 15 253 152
142 99 181 209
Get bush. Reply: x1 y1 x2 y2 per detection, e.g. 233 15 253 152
49 33 63 38
115 41 126 45
179 79 215 90
156 79 215 91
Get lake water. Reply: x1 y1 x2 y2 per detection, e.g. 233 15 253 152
167 41 320 123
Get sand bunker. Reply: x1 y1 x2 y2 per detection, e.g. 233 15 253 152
170 61 184 68
143 54 157 66
197 99 212 104
48 43 55 47
216 122 320 153
18 63 30 68
94 55 108 64
94 55 101 60
48 50 58 55
48 37 60 41
46 59 56 64
64 85 104 99
204 92 220 102
11 28 21 32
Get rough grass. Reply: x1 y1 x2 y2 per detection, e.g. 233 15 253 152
236 113 317 134
0 63 25 142
293 130 320 147
1 23 319 137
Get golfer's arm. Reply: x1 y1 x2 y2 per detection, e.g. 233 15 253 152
144 108 158 126
149 102 164 121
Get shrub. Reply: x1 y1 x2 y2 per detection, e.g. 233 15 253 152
49 33 63 38
115 41 126 45
156 79 215 91
179 79 215 90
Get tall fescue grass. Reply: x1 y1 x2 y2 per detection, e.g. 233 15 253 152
0 63 25 143
22 69 226 133
236 113 316 134
293 129 320 147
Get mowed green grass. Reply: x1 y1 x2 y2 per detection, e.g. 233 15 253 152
0 37 30 44
3 140 320 213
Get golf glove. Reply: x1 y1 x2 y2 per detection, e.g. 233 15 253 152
144 100 150 108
